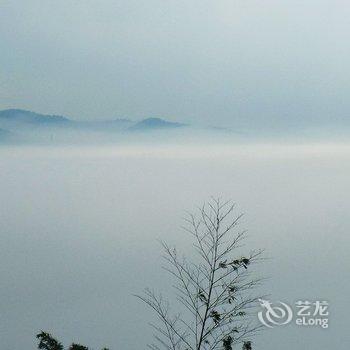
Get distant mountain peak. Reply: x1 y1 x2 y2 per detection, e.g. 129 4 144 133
0 109 70 124
0 109 192 143
128 117 187 131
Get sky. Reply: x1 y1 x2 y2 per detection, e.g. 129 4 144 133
1 0 350 129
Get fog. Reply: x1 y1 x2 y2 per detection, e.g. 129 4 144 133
0 143 348 349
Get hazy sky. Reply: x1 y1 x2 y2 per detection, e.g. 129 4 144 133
1 1 350 128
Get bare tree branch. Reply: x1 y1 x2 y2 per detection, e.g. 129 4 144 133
136 198 265 350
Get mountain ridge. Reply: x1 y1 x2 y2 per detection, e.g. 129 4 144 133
0 109 70 124
0 109 184 130
0 109 194 143
127 117 186 131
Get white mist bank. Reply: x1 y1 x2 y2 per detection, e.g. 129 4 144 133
0 142 348 350
2 141 350 159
